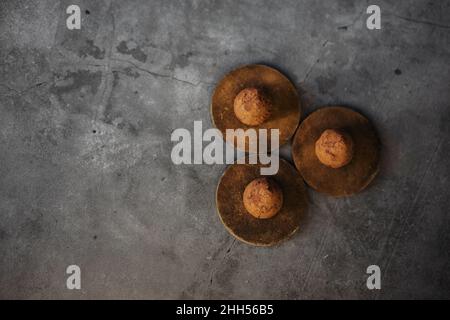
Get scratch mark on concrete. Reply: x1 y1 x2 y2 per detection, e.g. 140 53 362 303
110 57 214 88
1 81 49 96
376 134 444 299
96 0 116 122
300 201 338 292
207 238 236 293
301 40 329 84
337 0 369 30
390 13 450 30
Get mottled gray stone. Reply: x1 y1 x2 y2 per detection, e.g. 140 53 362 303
0 0 449 299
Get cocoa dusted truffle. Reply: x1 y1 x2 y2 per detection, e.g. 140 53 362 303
233 87 271 126
243 177 283 219
315 129 354 169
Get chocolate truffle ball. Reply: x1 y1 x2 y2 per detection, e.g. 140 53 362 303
315 129 354 168
233 88 271 126
243 177 283 219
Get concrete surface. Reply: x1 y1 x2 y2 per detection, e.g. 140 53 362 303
0 0 449 299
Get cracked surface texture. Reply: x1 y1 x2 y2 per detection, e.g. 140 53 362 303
0 0 449 299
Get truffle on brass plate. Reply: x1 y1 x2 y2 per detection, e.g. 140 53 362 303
234 87 272 126
211 64 301 152
243 177 283 219
315 129 354 169
216 159 308 246
292 106 380 197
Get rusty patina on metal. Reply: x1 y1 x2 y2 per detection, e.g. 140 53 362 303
292 106 380 197
211 64 301 152
216 159 308 246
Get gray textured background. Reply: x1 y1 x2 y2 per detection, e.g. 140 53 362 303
0 0 449 299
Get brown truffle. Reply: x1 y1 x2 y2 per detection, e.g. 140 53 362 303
233 88 271 126
315 129 354 168
243 177 283 219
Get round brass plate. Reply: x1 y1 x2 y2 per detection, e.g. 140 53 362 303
211 64 301 152
292 106 380 196
216 159 308 246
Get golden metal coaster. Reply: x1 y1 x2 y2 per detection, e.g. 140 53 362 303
211 64 301 151
216 159 308 246
292 106 380 196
